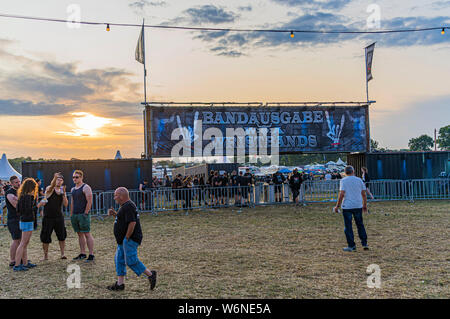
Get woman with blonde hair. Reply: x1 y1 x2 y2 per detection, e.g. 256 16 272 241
41 173 68 260
14 178 46 271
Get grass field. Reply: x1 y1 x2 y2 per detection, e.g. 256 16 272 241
0 200 449 299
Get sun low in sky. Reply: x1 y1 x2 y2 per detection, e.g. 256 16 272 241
57 112 115 137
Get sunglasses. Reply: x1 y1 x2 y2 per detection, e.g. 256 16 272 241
72 176 81 179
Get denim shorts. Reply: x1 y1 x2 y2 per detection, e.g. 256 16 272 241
19 221 34 232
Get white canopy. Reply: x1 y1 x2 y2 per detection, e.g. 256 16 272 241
336 158 346 166
326 161 336 165
0 153 22 181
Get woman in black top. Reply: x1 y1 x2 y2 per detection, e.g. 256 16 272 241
41 173 69 260
361 167 374 200
14 178 46 271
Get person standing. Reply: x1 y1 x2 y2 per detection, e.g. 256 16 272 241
272 171 286 203
70 170 95 262
172 174 182 210
14 178 46 271
107 187 157 291
5 176 22 267
289 168 303 206
139 179 149 211
334 165 369 252
40 173 68 260
361 167 374 200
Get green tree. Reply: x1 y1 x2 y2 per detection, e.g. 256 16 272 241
408 135 434 151
436 125 450 150
370 139 379 150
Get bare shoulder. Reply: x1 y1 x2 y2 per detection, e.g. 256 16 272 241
83 184 93 193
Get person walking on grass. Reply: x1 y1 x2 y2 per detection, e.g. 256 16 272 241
14 178 46 271
334 165 369 252
70 170 95 262
107 187 157 291
289 168 303 207
41 173 68 260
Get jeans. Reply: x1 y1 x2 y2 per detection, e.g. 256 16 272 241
342 208 368 248
115 238 147 277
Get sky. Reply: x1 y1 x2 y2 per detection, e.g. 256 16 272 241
0 0 449 159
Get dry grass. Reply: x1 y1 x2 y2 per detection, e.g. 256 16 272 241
0 200 449 299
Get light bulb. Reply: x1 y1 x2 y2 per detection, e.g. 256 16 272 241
290 31 294 38
106 24 110 32
442 28 445 35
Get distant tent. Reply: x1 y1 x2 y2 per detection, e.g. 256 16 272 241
114 150 123 160
279 168 292 174
326 161 336 166
0 153 22 180
336 158 346 166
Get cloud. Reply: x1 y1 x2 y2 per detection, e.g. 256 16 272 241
0 99 76 116
129 0 167 10
0 39 142 118
163 5 239 26
271 0 352 10
238 5 252 12
192 12 450 57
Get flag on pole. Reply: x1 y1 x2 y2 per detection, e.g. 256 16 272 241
365 42 375 82
135 24 145 64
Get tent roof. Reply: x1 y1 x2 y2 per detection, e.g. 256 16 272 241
114 150 123 160
0 153 22 181
336 158 346 165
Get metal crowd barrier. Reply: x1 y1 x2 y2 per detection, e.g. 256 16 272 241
1 178 448 226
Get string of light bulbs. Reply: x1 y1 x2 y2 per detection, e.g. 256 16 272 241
0 12 447 36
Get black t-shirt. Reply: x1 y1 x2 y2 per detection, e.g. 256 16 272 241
17 194 36 222
141 182 149 191
5 188 18 221
273 174 285 184
289 173 303 189
113 201 143 245
172 178 182 189
212 176 221 187
221 176 229 186
231 175 238 186
243 173 253 186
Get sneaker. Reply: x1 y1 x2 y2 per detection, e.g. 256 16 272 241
363 245 370 251
23 262 37 269
85 255 95 262
13 265 28 272
148 270 157 290
73 254 87 261
107 282 125 291
343 246 356 252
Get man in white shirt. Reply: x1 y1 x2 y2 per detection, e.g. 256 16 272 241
334 166 369 252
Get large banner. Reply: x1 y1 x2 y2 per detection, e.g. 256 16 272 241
148 105 369 157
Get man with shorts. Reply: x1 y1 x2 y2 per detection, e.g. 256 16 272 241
5 176 22 267
41 173 68 260
272 171 286 203
107 187 157 291
70 170 95 262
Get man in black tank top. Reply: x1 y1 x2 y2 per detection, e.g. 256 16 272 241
70 170 95 262
40 173 68 260
5 176 23 267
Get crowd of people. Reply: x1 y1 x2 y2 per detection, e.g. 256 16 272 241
1 171 157 292
0 164 376 294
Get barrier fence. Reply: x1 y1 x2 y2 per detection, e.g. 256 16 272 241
1 178 448 225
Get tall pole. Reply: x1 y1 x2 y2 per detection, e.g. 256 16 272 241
143 19 147 104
